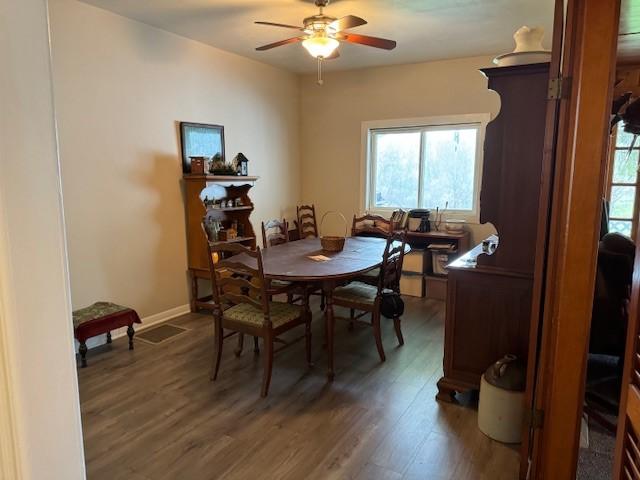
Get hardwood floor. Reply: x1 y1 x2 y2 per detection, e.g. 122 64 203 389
77 297 520 479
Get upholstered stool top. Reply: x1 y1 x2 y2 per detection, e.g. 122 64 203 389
73 302 132 328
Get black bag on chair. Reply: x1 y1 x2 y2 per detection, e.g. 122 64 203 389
380 292 404 319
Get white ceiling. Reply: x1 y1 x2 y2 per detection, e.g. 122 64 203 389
78 0 555 74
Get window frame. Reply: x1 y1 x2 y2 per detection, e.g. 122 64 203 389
605 124 640 239
360 114 491 223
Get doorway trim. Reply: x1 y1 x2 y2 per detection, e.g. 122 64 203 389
530 0 621 477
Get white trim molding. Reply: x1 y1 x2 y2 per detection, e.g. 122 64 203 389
359 113 491 223
0 0 86 477
0 270 20 480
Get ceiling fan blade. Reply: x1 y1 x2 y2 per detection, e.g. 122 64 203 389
329 15 367 32
255 21 303 30
255 37 304 51
340 33 397 50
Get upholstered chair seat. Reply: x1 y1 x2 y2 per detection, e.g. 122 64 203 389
225 302 304 328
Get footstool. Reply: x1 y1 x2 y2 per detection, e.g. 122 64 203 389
73 302 142 367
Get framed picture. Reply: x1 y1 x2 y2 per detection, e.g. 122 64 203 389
179 122 225 174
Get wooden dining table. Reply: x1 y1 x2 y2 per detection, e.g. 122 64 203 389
233 236 392 380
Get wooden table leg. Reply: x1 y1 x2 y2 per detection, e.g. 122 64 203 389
324 282 335 381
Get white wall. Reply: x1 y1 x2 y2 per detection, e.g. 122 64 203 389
299 57 501 245
48 0 301 318
0 0 85 478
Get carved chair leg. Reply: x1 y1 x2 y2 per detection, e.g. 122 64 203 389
211 317 224 381
326 292 336 381
261 333 274 397
305 315 312 367
106 331 112 344
235 333 244 357
323 313 328 349
127 325 135 350
287 292 293 304
393 316 404 346
190 273 198 312
372 311 386 362
348 308 355 331
79 341 88 368
253 336 260 355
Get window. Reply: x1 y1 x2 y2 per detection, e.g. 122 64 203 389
607 126 640 238
362 115 488 221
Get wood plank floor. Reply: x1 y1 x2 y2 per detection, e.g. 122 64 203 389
77 297 520 480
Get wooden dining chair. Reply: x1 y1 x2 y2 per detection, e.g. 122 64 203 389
351 213 397 286
331 231 407 362
263 215 326 309
297 204 319 239
206 241 312 397
351 213 392 238
295 205 327 308
261 218 303 303
261 218 289 248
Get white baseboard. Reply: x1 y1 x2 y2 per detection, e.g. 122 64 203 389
76 303 192 351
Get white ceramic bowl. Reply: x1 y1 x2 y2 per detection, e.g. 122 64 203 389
493 51 551 67
445 219 466 233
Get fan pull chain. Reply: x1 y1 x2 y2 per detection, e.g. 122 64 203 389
317 57 324 86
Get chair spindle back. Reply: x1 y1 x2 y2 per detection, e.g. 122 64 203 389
378 231 408 294
261 219 289 248
206 240 270 320
297 204 319 239
352 214 393 238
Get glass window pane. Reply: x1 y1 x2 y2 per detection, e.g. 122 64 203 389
609 220 633 238
610 185 636 218
372 131 421 208
612 149 639 184
616 127 639 149
421 128 477 211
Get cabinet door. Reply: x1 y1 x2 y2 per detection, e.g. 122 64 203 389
448 270 532 386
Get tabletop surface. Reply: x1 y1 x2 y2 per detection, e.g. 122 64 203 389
233 237 390 282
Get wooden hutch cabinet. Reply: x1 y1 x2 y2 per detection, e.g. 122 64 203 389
436 62 551 402
183 174 258 311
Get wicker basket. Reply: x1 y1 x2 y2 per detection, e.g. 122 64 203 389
320 211 347 252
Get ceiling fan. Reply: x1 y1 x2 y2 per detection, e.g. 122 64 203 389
255 0 397 85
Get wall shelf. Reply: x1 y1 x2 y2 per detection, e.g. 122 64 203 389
209 206 253 212
183 174 259 183
213 236 255 244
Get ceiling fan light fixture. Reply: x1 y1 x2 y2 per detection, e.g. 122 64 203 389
302 36 339 58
